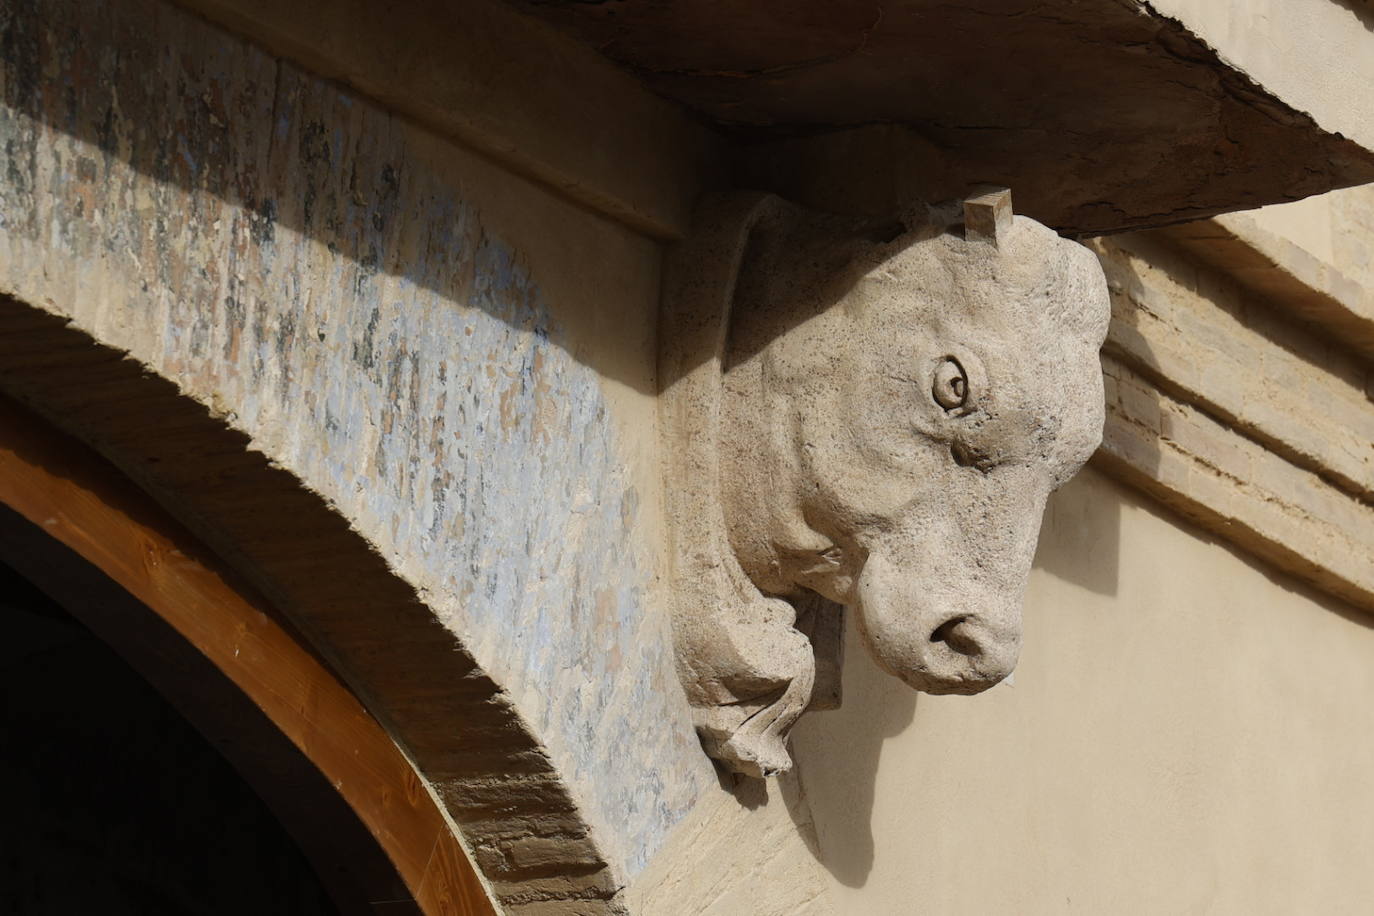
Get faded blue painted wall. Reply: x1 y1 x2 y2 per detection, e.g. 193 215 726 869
0 0 711 881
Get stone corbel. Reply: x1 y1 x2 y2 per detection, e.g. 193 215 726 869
660 190 1111 777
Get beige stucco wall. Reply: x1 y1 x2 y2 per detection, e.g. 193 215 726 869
789 465 1374 914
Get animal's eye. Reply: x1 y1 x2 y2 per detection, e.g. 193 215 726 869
931 357 969 411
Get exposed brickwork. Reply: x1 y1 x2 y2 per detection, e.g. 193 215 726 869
1093 235 1374 504
1092 199 1374 612
1331 185 1374 295
1096 354 1374 609
1149 210 1374 360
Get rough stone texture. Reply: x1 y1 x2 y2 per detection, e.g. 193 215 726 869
1186 183 1374 308
661 190 1110 775
1090 226 1374 611
1329 184 1374 295
6 0 1373 910
504 0 1374 236
1097 356 1374 610
0 0 713 906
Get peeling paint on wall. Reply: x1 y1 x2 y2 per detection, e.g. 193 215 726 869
0 0 709 878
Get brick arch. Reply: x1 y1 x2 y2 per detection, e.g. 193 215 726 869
0 302 624 914
0 397 490 914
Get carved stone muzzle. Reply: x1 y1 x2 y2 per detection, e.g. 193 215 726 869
854 550 1022 696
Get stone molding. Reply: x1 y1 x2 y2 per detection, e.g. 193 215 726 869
1151 214 1374 360
0 303 622 914
1092 231 1374 612
505 0 1374 236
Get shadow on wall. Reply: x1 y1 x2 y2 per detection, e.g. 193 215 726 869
761 232 1374 899
783 466 1133 889
1031 466 1121 596
1334 0 1374 34
784 608 919 888
0 0 653 394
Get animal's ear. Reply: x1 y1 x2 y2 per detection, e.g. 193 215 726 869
962 186 1014 246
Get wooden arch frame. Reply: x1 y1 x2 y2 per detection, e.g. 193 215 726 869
0 395 496 915
0 299 624 913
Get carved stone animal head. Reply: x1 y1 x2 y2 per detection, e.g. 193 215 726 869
661 190 1110 775
721 190 1110 695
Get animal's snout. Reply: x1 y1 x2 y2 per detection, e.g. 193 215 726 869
921 612 1020 694
853 552 1023 696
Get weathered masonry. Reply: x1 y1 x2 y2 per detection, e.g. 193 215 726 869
2 0 1373 913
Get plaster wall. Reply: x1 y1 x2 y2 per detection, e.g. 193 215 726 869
785 465 1374 915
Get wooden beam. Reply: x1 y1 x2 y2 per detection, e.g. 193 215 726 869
0 396 496 916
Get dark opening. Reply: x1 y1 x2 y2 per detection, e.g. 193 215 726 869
0 557 341 915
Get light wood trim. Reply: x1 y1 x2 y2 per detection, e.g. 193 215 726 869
0 396 497 916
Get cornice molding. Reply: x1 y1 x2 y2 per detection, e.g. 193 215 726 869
1091 231 1374 612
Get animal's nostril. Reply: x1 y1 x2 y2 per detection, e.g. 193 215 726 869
930 615 982 657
